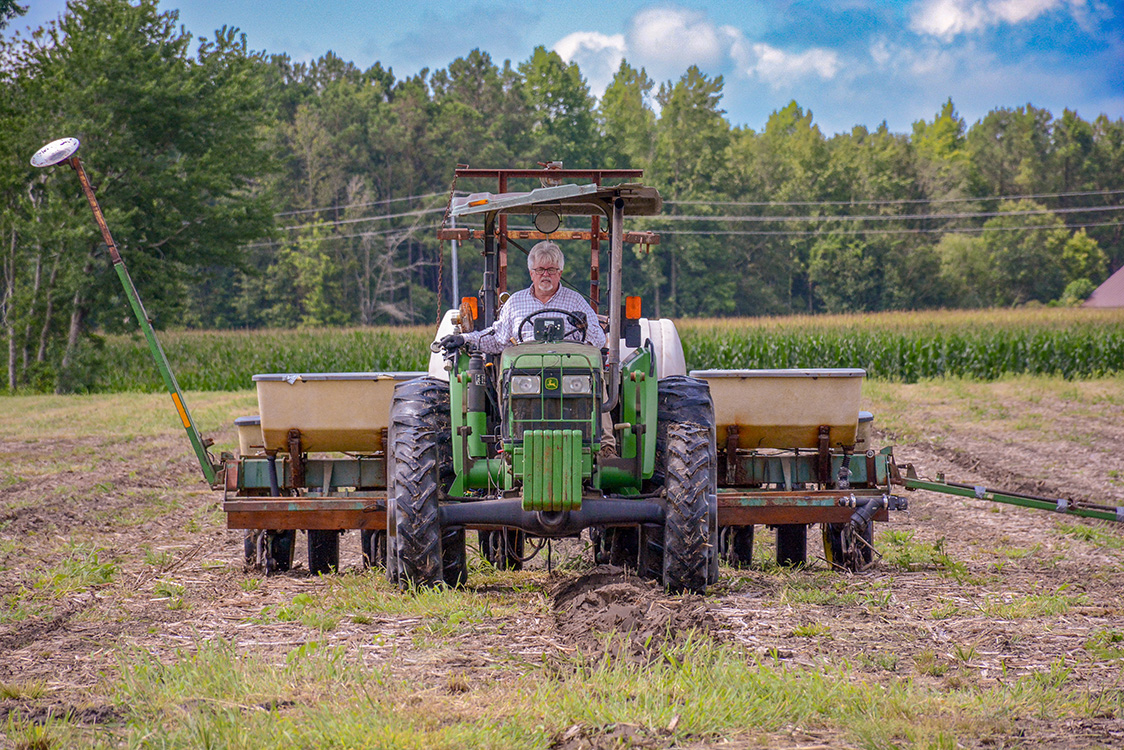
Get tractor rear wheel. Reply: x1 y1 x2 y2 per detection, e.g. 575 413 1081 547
662 422 713 594
389 377 454 588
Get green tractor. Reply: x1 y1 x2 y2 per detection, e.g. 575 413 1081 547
387 168 719 593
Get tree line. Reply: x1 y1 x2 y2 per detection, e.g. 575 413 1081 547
1 0 1121 392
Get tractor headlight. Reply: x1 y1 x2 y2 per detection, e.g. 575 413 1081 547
511 375 541 395
562 375 592 395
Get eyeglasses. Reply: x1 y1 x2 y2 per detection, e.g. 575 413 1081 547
530 267 561 276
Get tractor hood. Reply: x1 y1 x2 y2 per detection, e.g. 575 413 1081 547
451 182 662 218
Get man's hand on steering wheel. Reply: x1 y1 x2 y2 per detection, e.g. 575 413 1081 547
516 308 590 343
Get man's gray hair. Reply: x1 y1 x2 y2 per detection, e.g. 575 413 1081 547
527 241 564 272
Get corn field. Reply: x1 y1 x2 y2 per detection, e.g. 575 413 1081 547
681 309 1124 382
77 308 1124 392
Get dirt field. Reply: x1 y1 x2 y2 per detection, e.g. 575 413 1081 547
1 377 1122 748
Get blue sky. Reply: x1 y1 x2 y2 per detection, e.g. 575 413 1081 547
13 0 1123 135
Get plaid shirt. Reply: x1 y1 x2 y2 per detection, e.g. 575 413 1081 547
464 286 606 354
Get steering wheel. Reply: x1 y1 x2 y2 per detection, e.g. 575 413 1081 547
516 308 590 343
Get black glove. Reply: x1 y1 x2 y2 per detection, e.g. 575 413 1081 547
440 333 465 351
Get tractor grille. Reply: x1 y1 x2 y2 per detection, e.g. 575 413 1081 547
521 429 583 512
509 396 594 441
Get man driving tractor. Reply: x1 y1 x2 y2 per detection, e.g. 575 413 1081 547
439 241 605 354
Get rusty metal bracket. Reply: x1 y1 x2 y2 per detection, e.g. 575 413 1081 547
287 429 304 489
725 425 739 486
817 426 831 486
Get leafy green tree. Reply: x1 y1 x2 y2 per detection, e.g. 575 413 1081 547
1061 228 1108 285
911 99 969 199
936 233 995 308
431 49 530 168
808 236 881 313
981 200 1069 305
967 104 1054 196
518 46 598 166
1052 108 1094 196
1087 115 1124 269
648 67 731 317
2 0 275 390
597 61 656 169
0 0 25 30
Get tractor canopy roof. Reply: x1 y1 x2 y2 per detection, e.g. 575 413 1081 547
450 182 662 219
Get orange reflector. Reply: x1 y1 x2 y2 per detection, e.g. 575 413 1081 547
625 296 642 320
468 198 488 207
461 296 478 319
171 392 192 430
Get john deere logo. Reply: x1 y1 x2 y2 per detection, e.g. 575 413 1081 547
544 377 559 391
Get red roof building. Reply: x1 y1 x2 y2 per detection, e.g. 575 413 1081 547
1085 266 1124 308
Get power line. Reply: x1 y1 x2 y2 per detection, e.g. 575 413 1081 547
653 220 1123 238
665 187 1124 208
275 190 452 217
281 205 446 231
652 204 1124 224
242 224 442 249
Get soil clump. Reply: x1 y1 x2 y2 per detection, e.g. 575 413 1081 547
550 566 718 662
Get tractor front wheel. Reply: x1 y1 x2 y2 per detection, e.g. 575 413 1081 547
389 377 453 588
662 423 713 594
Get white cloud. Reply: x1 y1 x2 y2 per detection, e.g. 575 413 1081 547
553 4 841 95
992 0 1064 24
908 0 1070 40
745 43 840 88
626 7 729 70
553 31 626 96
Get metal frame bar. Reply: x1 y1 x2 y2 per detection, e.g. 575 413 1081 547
906 478 1123 523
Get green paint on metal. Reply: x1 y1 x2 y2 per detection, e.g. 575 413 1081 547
569 431 581 511
905 478 1122 523
114 264 217 485
465 457 504 489
716 492 840 508
521 429 582 511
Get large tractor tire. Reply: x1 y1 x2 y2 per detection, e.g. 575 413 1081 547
662 423 712 593
388 377 463 588
652 376 718 594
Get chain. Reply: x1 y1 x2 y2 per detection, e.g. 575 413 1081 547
436 166 465 324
